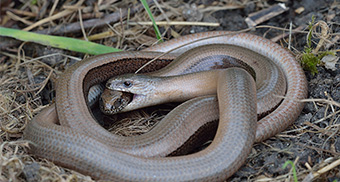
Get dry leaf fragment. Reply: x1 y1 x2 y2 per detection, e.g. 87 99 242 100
321 54 339 71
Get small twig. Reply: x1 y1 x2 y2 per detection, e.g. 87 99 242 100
312 21 330 54
128 21 220 27
119 8 125 49
200 4 244 13
276 94 340 108
299 98 340 108
6 11 33 25
153 0 171 22
78 9 88 41
49 0 59 19
288 21 292 50
285 109 340 134
23 0 86 31
255 25 309 34
4 8 37 17
34 69 54 96
302 158 340 182
35 0 154 35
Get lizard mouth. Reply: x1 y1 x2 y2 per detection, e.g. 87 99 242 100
99 91 133 115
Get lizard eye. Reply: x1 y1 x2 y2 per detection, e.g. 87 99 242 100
123 81 132 88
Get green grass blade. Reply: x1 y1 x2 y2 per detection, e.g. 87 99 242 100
0 27 121 55
283 160 298 182
140 0 163 42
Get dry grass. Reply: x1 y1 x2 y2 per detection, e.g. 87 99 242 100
1 0 339 181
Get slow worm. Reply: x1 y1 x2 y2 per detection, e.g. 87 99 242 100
24 31 308 181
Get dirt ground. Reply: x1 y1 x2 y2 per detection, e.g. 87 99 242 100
0 0 340 181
